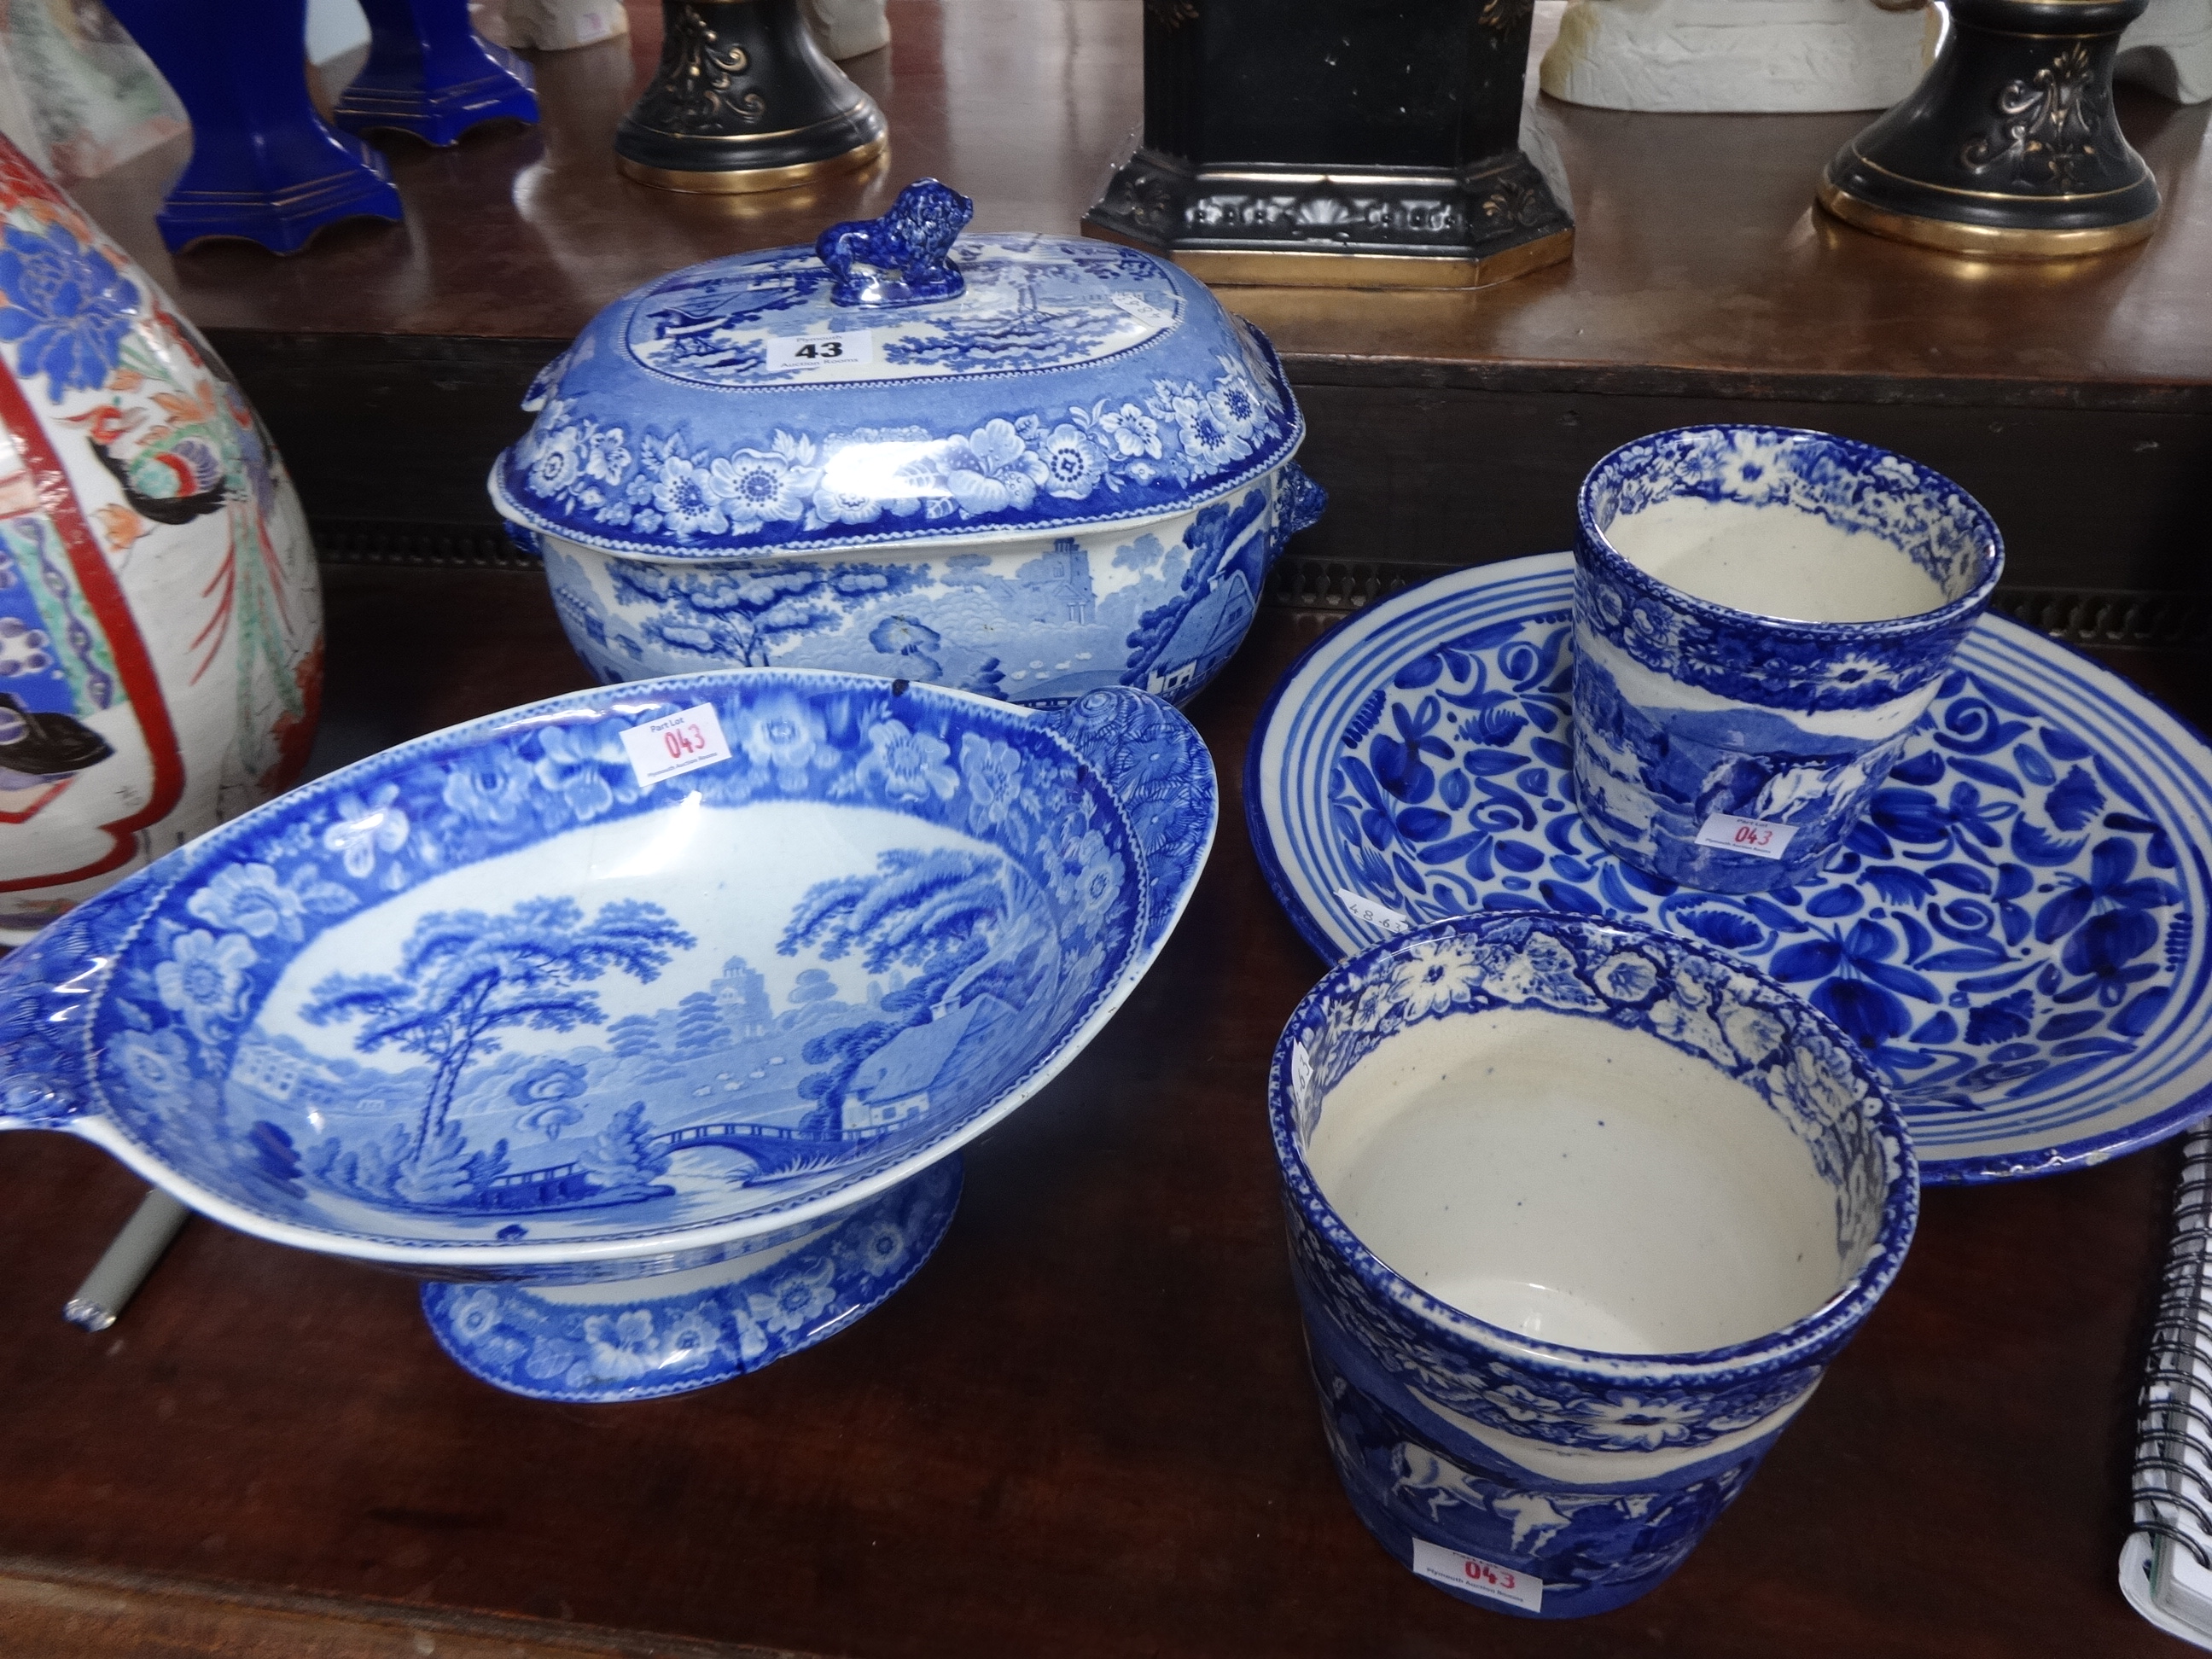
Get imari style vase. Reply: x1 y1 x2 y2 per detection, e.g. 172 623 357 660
0 136 323 940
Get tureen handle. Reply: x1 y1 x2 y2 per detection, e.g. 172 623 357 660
1273 462 1327 558
1039 689 1218 954
0 903 117 1131
815 179 975 308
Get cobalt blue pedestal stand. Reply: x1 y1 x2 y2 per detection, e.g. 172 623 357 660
335 0 538 148
106 0 403 254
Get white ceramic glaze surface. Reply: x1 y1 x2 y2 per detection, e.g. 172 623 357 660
1540 0 1934 113
1605 497 1950 625
1306 1005 1846 1354
2118 0 2212 102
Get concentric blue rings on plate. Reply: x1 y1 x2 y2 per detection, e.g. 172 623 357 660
1247 552 2212 1184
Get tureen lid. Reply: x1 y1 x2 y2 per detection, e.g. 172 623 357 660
491 180 1302 561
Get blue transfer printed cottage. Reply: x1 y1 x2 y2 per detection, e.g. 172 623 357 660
843 995 1015 1136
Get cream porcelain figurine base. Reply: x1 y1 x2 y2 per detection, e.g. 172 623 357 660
498 0 631 53
1540 0 1936 113
2119 0 2212 102
803 0 888 61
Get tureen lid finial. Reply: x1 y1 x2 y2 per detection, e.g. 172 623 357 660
814 178 975 308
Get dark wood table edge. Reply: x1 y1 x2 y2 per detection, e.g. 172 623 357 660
200 327 2212 416
0 1552 816 1659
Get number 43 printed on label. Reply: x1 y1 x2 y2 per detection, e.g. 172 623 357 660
620 703 734 788
1411 1540 1545 1611
1693 811 1799 862
765 330 876 373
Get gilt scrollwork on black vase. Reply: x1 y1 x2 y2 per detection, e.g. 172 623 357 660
1476 0 1534 32
631 2 767 136
1475 172 1551 230
1818 0 2157 248
614 0 887 184
1960 43 2108 193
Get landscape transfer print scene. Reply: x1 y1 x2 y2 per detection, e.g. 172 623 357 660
544 479 1287 707
87 683 1144 1246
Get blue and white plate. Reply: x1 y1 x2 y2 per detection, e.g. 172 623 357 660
1249 553 2212 1184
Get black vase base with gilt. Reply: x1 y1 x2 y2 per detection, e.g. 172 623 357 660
614 0 888 195
1083 150 1573 290
616 123 888 195
1819 0 2160 259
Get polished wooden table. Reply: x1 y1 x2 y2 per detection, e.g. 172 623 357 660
7 3 2209 1651
60 1 2212 625
0 565 2202 1658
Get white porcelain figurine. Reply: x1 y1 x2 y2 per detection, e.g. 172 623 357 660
2119 0 2212 102
497 0 630 52
804 0 889 60
1540 0 1936 113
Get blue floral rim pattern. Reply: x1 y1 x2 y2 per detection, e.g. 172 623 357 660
1268 912 1918 1452
1246 553 2212 1185
1579 424 2002 643
0 672 1214 1268
490 235 1305 561
1304 1316 1773 1617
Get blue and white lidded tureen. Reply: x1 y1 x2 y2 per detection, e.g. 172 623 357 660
491 180 1323 708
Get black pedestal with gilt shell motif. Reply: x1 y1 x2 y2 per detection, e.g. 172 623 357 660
1819 0 2159 257
614 0 887 194
1083 0 1572 289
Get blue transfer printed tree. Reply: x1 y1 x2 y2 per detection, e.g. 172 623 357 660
301 897 696 1168
1123 489 1270 679
579 1102 672 1198
674 989 732 1054
778 850 1014 1127
607 557 933 667
607 1013 660 1059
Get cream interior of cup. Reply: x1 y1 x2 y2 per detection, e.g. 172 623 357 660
1603 497 1950 625
1305 1007 1851 1354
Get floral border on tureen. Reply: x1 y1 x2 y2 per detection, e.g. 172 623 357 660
496 345 1301 559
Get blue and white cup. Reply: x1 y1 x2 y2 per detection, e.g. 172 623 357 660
1572 425 2003 894
1270 912 1918 1619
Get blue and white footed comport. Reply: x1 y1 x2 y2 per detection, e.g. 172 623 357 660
1249 552 2212 1185
0 671 1215 1400
491 180 1323 709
